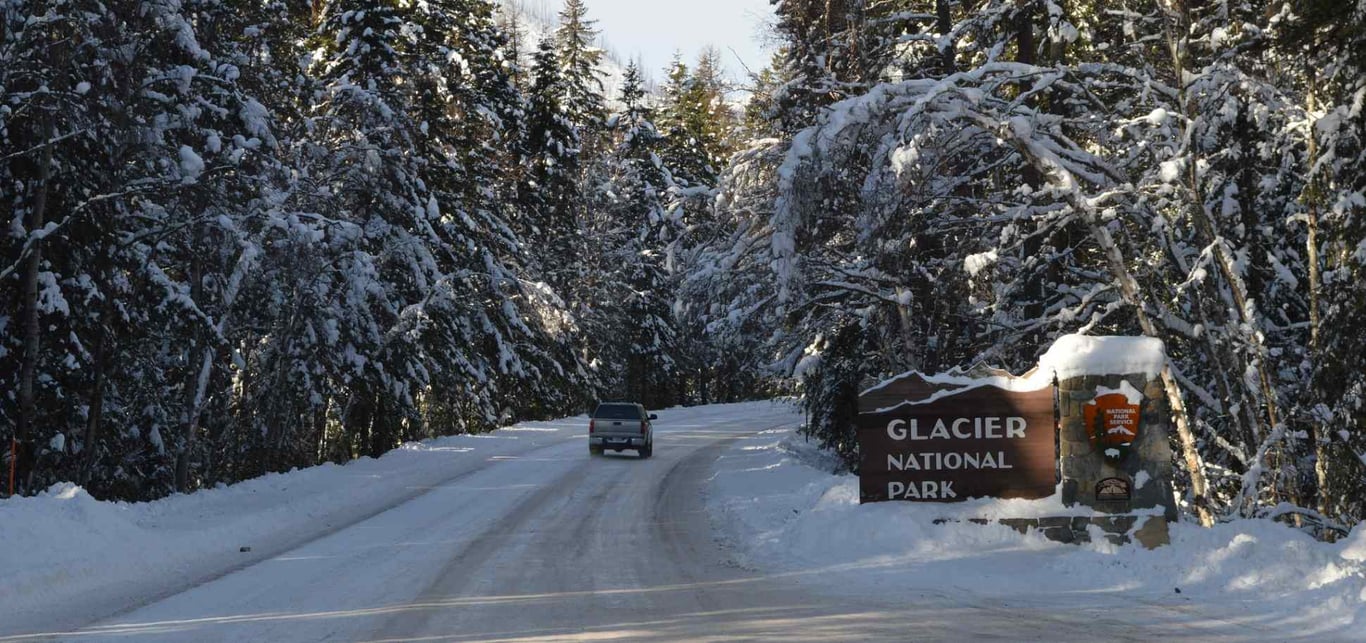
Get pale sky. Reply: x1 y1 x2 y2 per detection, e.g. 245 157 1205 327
579 0 776 84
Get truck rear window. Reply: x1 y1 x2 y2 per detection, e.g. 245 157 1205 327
594 404 640 420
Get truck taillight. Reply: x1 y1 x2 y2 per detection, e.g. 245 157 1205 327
640 421 646 434
589 419 595 433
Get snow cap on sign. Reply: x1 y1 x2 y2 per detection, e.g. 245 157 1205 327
1093 380 1145 405
1036 334 1167 380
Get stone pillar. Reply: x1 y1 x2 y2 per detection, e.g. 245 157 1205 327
1058 372 1177 548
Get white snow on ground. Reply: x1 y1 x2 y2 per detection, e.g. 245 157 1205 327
0 413 591 636
708 422 1366 641
0 401 785 638
7 400 1366 640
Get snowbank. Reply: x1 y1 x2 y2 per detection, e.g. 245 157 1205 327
708 426 1366 640
0 414 588 635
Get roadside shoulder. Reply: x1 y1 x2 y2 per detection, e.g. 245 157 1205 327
704 422 1366 640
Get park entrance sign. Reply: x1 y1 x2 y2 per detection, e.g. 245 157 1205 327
856 336 1177 547
857 372 1055 503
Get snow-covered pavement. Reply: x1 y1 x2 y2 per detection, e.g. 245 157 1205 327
3 400 1363 641
2 402 803 641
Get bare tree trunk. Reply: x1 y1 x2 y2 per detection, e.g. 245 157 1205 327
175 240 258 492
1164 0 1288 513
15 130 53 495
79 327 107 487
176 242 208 492
1091 224 1216 528
1015 0 1048 328
824 0 836 74
1155 226 1258 466
314 404 329 465
893 286 920 371
1014 0 1036 66
176 344 214 492
936 0 956 74
368 396 390 459
341 391 374 463
1304 75 1333 521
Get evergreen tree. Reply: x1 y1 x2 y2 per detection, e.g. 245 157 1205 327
0 0 285 496
582 62 681 407
658 50 734 190
499 1 529 87
0 0 603 501
553 0 607 141
522 37 583 296
767 0 909 133
740 56 786 142
656 50 747 404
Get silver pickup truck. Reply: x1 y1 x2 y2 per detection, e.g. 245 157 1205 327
588 402 657 458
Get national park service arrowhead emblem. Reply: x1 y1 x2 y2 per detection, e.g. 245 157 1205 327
1084 382 1142 463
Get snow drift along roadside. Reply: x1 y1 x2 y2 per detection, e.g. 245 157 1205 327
707 426 1366 640
0 413 589 636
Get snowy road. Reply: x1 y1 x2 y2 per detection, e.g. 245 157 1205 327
5 403 1342 641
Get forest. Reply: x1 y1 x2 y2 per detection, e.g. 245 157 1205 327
0 0 749 500
3 0 1365 536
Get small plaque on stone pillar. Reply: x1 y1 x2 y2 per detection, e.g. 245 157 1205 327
1096 476 1131 502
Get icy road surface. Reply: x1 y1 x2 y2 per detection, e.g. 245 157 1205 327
6 402 1356 641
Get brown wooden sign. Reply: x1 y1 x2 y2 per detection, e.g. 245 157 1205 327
858 379 1056 503
858 372 968 410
